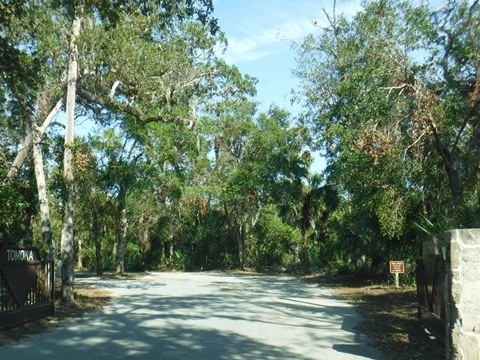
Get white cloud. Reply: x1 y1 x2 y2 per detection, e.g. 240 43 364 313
277 19 318 42
218 0 362 65
223 17 316 64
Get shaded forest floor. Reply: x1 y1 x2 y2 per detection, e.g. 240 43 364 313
1 272 445 359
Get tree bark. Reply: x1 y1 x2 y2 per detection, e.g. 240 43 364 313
115 208 128 274
235 222 245 270
76 235 83 270
443 151 463 207
32 124 54 261
93 214 103 276
61 187 75 301
169 241 174 257
61 4 82 302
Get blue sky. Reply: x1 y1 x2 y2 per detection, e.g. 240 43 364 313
212 1 363 172
213 0 362 113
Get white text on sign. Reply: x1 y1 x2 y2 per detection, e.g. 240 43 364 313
389 261 405 274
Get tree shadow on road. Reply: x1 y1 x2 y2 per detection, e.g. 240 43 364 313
1 272 381 360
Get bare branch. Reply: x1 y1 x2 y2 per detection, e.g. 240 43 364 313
109 80 121 99
379 84 409 96
7 97 64 181
78 89 195 129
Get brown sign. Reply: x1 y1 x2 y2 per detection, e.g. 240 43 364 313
389 261 405 274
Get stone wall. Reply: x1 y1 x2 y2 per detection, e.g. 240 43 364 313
446 229 480 360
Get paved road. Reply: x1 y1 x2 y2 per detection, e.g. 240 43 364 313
0 272 380 359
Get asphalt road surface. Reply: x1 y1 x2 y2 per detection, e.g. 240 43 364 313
0 272 381 359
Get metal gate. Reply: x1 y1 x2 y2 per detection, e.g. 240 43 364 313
0 245 54 330
416 237 446 343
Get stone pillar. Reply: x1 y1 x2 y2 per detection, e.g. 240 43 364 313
446 229 480 360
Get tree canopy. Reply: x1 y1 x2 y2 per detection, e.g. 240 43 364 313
1 0 479 285
294 0 479 273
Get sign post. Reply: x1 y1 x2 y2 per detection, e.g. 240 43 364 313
389 261 405 288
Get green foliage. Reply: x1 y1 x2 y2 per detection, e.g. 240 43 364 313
0 179 33 244
248 206 302 270
294 0 480 276
7 0 478 280
124 242 144 271
186 209 231 270
162 251 188 271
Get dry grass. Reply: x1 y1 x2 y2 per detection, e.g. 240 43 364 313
306 274 446 360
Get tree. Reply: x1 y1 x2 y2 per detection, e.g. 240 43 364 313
71 139 110 275
295 174 339 270
60 1 83 302
1 0 229 299
1 0 66 258
89 129 143 274
294 0 479 272
208 100 310 269
250 205 301 269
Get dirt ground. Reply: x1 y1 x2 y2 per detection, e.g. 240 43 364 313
309 274 446 360
1 272 445 359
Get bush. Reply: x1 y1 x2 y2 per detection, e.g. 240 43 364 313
248 206 302 270
124 242 144 271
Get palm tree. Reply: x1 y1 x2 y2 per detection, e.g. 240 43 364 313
297 173 339 270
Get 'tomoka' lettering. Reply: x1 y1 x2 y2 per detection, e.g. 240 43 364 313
6 249 34 262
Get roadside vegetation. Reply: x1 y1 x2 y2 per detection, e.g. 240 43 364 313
0 0 478 318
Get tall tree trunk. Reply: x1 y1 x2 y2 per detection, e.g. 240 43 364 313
95 241 103 276
235 223 245 270
428 111 464 207
76 236 83 270
442 151 463 207
93 216 103 276
302 232 308 249
32 124 54 261
115 208 128 274
139 211 150 249
115 182 128 275
91 206 103 276
300 192 312 272
61 5 82 302
33 122 55 298
61 188 74 301
224 206 245 270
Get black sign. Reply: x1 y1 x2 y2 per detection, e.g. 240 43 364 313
0 245 41 306
0 244 54 330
